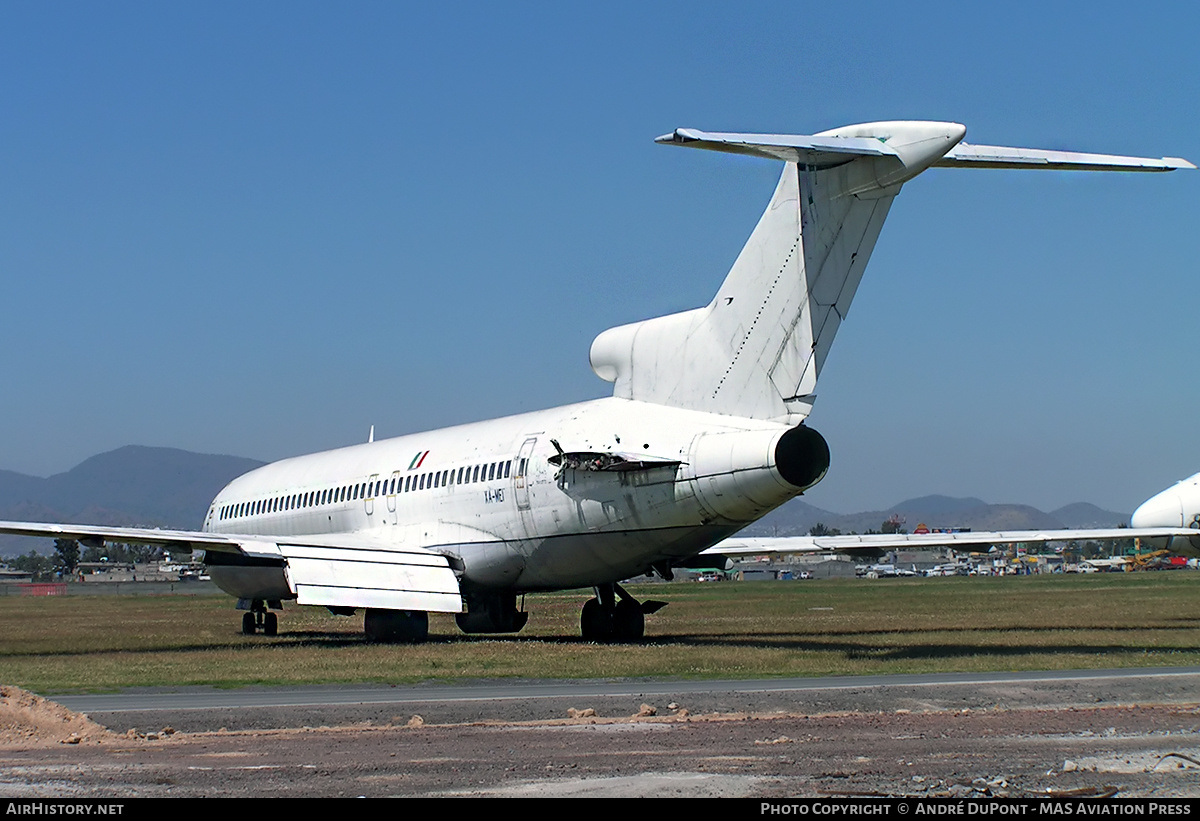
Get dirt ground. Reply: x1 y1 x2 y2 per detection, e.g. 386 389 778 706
3 677 1200 798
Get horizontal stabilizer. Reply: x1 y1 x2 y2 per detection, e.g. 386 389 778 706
658 126 1194 173
937 143 1195 172
655 127 900 168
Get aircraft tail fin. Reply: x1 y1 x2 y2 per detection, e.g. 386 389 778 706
589 122 1191 422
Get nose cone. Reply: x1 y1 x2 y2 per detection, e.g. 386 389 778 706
1130 490 1185 528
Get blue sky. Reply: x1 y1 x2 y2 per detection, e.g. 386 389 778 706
1 2 1196 515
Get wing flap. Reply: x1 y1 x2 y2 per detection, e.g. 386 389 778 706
295 585 462 613
279 539 463 613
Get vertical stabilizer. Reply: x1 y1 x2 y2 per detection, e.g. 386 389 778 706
590 121 1188 422
591 121 966 421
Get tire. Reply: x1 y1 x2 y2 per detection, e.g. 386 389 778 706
263 612 278 636
241 612 256 635
364 609 429 643
612 598 645 641
580 597 613 642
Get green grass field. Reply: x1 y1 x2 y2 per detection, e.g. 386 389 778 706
3 573 1199 693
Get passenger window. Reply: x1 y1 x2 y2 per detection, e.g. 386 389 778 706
504 461 511 478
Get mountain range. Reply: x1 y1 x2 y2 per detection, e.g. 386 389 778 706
0 446 263 555
739 494 1128 538
0 446 1127 556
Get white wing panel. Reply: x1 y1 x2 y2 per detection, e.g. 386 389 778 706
0 519 281 558
279 542 463 613
294 584 462 614
281 544 451 567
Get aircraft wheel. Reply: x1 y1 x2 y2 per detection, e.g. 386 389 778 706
241 612 256 635
263 612 278 636
364 609 429 643
612 598 645 641
580 597 613 642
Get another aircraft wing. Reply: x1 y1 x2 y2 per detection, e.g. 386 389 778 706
0 520 464 613
704 528 1200 556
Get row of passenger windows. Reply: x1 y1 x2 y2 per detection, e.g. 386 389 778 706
218 458 524 521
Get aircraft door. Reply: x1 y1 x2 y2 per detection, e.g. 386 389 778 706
386 471 399 513
365 473 378 517
513 438 537 510
387 470 400 524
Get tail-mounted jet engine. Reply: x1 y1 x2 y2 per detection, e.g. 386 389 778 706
688 424 829 522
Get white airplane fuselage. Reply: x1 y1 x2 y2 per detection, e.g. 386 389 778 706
1130 471 1200 555
203 397 827 601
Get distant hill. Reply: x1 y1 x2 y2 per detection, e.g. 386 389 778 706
0 446 264 556
741 494 1128 538
1050 502 1130 529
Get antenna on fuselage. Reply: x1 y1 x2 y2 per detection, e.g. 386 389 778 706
368 425 375 444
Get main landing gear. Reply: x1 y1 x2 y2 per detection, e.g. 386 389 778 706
364 609 429 643
455 591 529 634
315 605 432 642
580 583 666 642
239 599 280 636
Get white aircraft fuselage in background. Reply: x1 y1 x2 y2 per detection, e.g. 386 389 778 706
1 121 1192 641
1131 472 1200 554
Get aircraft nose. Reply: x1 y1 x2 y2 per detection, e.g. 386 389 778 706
1130 490 1185 528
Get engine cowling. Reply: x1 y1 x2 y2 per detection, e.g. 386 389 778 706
688 424 829 522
